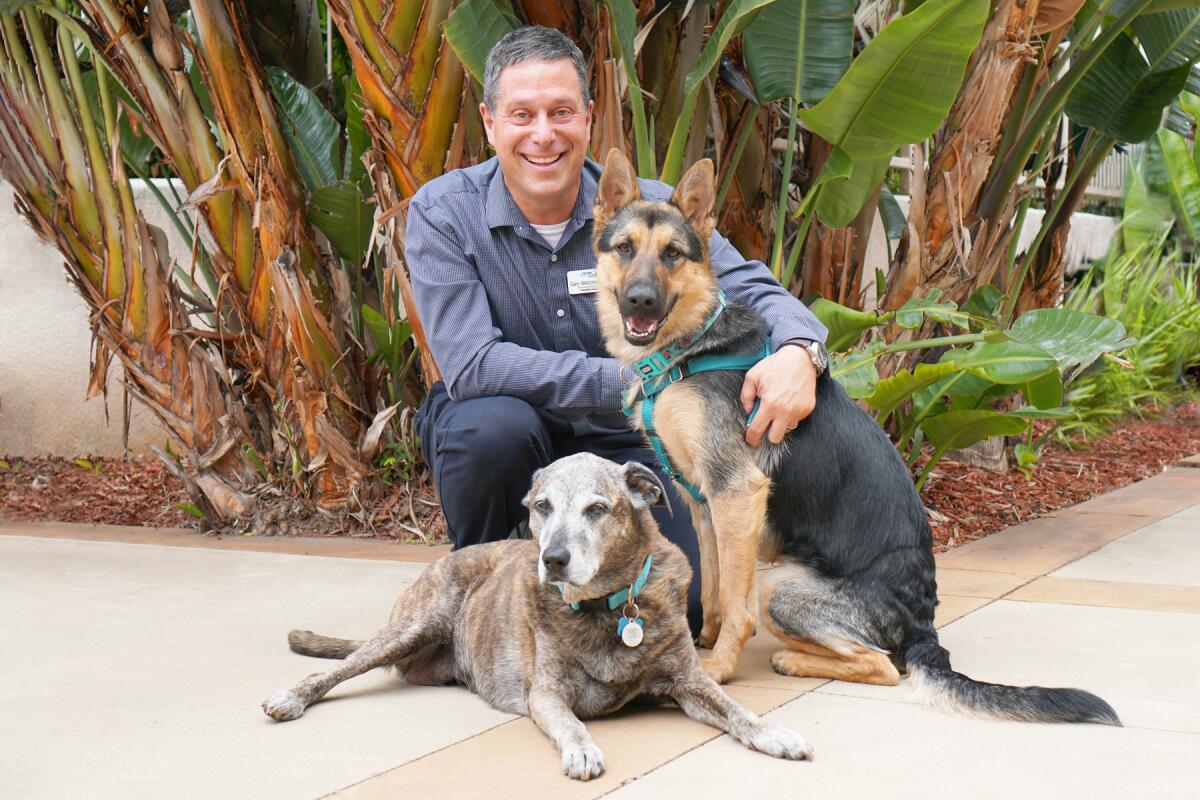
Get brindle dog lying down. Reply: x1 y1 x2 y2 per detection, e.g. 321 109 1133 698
262 453 812 780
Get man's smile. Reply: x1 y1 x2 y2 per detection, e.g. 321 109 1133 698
523 153 565 167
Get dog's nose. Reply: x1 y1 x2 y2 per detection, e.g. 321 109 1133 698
542 546 571 574
623 283 659 312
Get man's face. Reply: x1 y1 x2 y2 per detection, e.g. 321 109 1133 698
481 58 593 224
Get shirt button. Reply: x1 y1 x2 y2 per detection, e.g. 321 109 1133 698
556 309 565 317
550 254 558 262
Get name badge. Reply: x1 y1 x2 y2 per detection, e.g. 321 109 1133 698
567 268 598 295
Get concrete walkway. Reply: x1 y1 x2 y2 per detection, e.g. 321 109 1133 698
2 460 1197 799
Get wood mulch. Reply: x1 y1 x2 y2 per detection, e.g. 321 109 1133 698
3 401 1198 550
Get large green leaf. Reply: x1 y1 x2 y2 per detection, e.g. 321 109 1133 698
1007 308 1135 374
1124 144 1176 250
683 0 778 97
921 409 1029 451
865 362 960 422
830 343 884 398
268 67 340 193
878 185 907 239
1022 370 1065 409
743 0 854 104
895 288 970 329
1065 33 1192 143
1143 127 1200 240
808 297 886 351
944 341 1059 383
1133 9 1200 71
443 0 519 85
796 0 988 158
308 181 375 264
813 151 892 227
603 0 655 176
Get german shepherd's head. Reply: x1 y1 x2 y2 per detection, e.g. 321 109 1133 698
593 149 720 364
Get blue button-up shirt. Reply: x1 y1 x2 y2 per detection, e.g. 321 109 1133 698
405 157 828 436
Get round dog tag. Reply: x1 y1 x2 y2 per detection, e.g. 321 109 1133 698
619 617 644 647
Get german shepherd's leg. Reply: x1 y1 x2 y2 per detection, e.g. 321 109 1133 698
669 667 813 760
702 471 770 684
689 500 722 648
527 681 604 781
758 567 901 687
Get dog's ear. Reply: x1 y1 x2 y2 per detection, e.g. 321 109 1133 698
622 462 672 516
670 158 715 236
595 148 641 228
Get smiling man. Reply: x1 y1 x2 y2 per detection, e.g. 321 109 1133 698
405 26 827 635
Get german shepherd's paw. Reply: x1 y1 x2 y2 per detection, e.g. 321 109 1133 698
262 689 306 721
746 722 814 761
700 657 734 684
561 741 606 781
696 618 722 649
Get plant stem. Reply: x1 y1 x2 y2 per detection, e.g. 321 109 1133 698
715 101 758 214
770 96 802 279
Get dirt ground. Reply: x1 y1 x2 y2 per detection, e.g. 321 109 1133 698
3 402 1199 550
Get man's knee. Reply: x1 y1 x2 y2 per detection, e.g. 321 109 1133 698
419 387 551 481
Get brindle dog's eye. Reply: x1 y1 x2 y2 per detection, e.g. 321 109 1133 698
616 241 632 255
534 499 552 514
665 246 680 259
585 502 610 517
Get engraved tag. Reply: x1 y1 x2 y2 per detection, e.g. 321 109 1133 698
619 617 644 647
567 268 598 295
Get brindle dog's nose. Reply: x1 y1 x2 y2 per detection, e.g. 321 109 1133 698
542 546 570 575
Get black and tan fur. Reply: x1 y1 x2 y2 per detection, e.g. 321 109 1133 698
262 454 813 780
593 149 1120 726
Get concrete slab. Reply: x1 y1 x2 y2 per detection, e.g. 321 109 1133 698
812 600 1200 734
332 684 803 800
607 692 1199 800
1009 577 1200 614
1052 510 1200 587
934 568 1030 598
0 536 511 800
1065 467 1200 518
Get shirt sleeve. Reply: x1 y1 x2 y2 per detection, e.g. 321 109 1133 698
709 229 828 350
405 199 624 418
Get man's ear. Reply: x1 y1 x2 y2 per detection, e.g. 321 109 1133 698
479 102 496 147
670 158 715 237
623 462 672 516
595 148 641 228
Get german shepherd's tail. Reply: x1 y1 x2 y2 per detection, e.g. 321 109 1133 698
287 629 362 659
904 637 1121 725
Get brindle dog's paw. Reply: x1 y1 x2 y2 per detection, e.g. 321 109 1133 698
747 723 814 761
262 689 306 721
561 742 605 781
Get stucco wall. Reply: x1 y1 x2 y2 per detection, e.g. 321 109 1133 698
0 181 184 457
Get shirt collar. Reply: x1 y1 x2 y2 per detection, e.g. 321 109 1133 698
484 157 603 233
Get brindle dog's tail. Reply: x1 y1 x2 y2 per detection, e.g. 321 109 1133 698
288 629 362 659
904 637 1121 725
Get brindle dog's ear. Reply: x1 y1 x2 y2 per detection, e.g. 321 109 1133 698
671 158 715 236
595 148 641 228
622 462 673 517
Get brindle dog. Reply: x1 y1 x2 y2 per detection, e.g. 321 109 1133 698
262 454 813 780
592 149 1119 725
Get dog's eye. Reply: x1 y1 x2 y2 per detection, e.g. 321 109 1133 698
585 502 610 517
534 499 552 514
616 241 632 255
665 246 680 259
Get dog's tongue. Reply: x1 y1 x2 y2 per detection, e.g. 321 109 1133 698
629 316 657 335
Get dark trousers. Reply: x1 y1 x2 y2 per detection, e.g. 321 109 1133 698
415 382 703 636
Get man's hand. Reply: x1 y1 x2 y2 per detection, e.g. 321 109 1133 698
740 345 818 447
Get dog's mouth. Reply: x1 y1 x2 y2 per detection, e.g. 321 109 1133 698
623 314 666 346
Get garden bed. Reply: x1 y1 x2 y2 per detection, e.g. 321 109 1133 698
3 402 1198 550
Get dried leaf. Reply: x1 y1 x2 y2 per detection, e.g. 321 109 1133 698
360 402 401 460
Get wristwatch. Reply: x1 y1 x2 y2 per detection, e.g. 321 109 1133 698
786 338 828 376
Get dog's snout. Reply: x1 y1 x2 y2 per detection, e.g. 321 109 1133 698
542 545 571 574
620 282 664 319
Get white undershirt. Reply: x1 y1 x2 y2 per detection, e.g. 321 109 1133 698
530 219 570 249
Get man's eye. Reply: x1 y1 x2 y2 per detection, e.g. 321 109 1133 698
554 108 571 118
511 111 530 122
616 242 632 255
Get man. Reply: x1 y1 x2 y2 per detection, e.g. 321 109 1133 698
406 26 828 634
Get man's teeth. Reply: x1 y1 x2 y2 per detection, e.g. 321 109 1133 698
526 154 561 165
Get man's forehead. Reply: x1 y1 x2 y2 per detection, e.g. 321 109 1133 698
496 59 585 105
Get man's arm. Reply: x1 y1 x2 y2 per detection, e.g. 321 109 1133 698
406 199 623 419
708 229 829 446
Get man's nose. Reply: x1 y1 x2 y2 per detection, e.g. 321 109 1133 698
531 112 555 144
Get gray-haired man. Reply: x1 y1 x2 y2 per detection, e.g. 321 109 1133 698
405 26 828 635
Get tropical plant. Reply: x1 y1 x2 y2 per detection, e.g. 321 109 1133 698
808 292 1134 488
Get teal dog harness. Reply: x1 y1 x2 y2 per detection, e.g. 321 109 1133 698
621 294 770 504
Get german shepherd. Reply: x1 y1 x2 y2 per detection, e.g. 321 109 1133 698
592 148 1119 725
262 454 813 780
